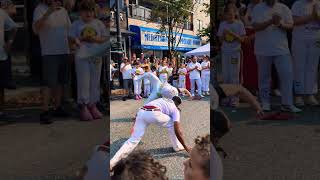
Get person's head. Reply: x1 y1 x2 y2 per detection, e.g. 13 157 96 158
123 57 129 63
211 110 231 144
0 0 16 16
191 56 197 63
168 63 173 67
184 135 210 180
112 151 168 180
79 1 96 22
162 58 167 66
144 65 150 72
42 0 62 6
151 66 157 72
172 96 182 107
180 63 185 68
224 5 236 22
64 0 76 11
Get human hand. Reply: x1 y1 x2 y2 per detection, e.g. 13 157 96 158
272 14 281 26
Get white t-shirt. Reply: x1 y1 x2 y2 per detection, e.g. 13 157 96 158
291 0 320 41
120 63 132 80
158 65 168 79
167 67 173 77
145 98 180 122
187 62 201 79
252 2 293 56
178 68 187 80
110 64 116 81
33 3 71 56
244 3 257 27
217 20 246 53
0 9 17 61
69 19 107 59
132 67 144 81
201 61 210 74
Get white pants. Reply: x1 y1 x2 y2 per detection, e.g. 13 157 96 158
179 78 186 89
110 109 184 170
257 55 293 105
201 71 210 92
222 51 241 84
134 79 142 95
75 57 102 104
292 38 320 95
190 78 202 95
144 83 151 96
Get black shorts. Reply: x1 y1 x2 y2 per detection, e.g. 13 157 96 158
0 57 11 88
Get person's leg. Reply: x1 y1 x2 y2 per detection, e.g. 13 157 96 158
205 73 210 93
190 79 195 96
89 58 103 119
222 52 231 83
123 79 129 97
273 54 294 106
196 78 202 96
256 56 273 106
133 80 139 98
305 40 320 95
292 38 306 102
201 74 206 93
110 110 148 170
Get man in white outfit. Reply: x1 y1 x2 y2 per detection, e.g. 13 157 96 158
251 0 302 112
187 56 204 97
110 96 190 171
291 0 320 106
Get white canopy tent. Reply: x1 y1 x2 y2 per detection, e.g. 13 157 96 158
185 43 210 56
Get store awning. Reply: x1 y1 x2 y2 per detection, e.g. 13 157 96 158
110 28 136 36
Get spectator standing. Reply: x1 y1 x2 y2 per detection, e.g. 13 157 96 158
178 63 187 89
291 0 320 106
187 56 203 97
33 0 71 124
132 61 144 100
158 57 169 83
120 57 133 101
201 56 210 96
251 0 301 112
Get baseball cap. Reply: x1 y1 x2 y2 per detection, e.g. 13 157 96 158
0 0 13 8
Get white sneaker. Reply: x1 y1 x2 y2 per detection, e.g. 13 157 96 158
200 94 205 98
305 95 319 106
191 94 195 97
206 92 210 95
295 96 305 107
262 103 271 111
281 105 302 113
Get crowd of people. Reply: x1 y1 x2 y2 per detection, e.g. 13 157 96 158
111 54 211 101
214 0 320 113
0 0 109 123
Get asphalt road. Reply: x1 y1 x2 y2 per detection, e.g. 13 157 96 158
0 108 108 179
219 102 320 180
110 97 210 179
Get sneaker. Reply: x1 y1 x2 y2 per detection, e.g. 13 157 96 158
52 107 69 117
305 95 319 106
191 94 195 97
281 105 302 113
80 105 94 121
295 96 304 107
88 104 103 120
200 94 205 98
262 103 271 111
273 89 281 97
206 92 210 96
40 111 53 124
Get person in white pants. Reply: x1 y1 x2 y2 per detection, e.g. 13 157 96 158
158 57 169 83
291 0 320 106
187 56 204 97
132 62 144 100
110 97 191 171
143 67 151 98
201 56 210 96
251 0 302 112
178 63 187 89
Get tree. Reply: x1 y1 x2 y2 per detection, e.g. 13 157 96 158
197 2 211 42
149 0 195 61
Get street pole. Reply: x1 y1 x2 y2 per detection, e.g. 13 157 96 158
115 0 123 88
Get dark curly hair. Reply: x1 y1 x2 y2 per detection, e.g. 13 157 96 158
194 135 210 179
111 151 168 180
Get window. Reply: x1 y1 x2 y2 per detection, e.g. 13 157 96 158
197 19 203 31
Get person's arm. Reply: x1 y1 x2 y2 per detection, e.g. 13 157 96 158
252 19 273 32
178 88 193 100
3 14 18 53
220 84 263 116
174 122 191 153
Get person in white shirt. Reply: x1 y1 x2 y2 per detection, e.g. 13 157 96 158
251 0 302 113
201 56 210 96
33 0 71 124
244 0 262 27
120 57 133 100
178 63 187 89
132 61 144 100
110 62 116 90
143 66 151 98
187 56 204 97
158 57 169 83
291 0 320 106
110 97 191 171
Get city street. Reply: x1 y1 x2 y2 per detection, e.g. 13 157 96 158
110 97 210 179
0 107 108 179
219 101 320 180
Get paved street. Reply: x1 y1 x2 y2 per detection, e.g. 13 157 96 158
110 97 210 179
219 101 320 180
0 108 108 178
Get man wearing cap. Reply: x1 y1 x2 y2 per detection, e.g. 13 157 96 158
110 96 191 171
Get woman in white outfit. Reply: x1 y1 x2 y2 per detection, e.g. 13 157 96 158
291 0 320 106
201 56 210 96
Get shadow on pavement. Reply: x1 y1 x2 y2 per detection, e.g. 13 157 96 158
146 147 189 159
111 118 133 123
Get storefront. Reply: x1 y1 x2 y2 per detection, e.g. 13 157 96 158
129 25 202 59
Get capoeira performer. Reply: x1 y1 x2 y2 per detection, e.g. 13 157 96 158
110 96 191 171
135 72 192 104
